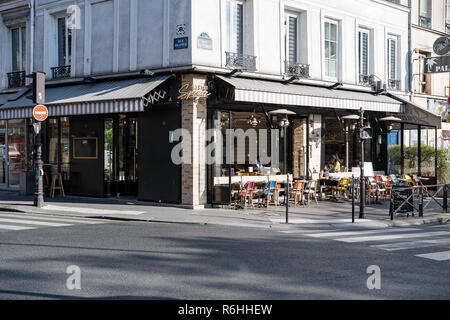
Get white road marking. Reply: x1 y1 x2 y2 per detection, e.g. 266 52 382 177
306 228 418 238
372 238 450 251
0 224 36 231
0 217 71 227
0 213 105 225
415 251 450 261
42 205 145 216
270 218 374 224
336 231 450 243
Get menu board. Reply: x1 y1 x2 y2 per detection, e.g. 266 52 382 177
73 137 98 160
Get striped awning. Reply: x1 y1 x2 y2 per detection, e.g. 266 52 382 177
0 76 170 120
216 76 404 113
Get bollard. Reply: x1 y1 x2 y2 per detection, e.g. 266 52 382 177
444 184 448 214
419 186 424 218
352 175 355 223
390 189 395 221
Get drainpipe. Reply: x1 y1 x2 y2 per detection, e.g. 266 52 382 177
30 0 35 74
407 0 412 99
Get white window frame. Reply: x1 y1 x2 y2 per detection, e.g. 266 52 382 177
323 18 340 81
358 28 371 78
226 0 245 55
284 11 301 64
387 35 399 88
10 26 26 72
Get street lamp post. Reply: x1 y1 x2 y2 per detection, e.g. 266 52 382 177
269 109 295 224
360 108 366 219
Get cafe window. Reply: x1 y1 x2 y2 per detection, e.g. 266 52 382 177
387 124 402 175
104 118 114 181
7 119 26 187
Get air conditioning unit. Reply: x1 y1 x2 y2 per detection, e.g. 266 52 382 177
372 80 383 92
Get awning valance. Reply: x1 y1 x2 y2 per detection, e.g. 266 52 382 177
0 76 170 120
216 76 404 113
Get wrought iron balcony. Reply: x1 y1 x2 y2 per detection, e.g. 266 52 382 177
51 65 71 79
359 74 375 87
419 16 431 29
225 52 257 72
387 79 401 91
284 61 310 78
7 71 26 88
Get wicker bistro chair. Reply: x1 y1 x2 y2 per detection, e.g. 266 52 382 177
238 182 255 208
261 181 278 207
304 180 319 206
380 176 392 199
366 177 379 204
290 181 305 207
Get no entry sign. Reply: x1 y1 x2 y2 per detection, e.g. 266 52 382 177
33 105 48 121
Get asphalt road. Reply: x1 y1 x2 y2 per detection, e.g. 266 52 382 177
0 213 449 300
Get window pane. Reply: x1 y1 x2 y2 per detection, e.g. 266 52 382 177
58 17 66 66
8 119 26 187
21 27 26 71
325 22 329 40
330 42 337 59
329 60 336 77
11 28 20 71
325 40 330 59
288 16 298 63
330 23 337 41
234 3 243 54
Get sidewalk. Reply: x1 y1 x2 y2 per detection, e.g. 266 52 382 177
0 191 448 230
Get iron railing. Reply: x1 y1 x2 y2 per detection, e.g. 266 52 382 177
387 79 401 90
7 71 26 88
51 65 71 79
225 52 257 72
359 74 375 87
419 16 432 29
284 61 310 78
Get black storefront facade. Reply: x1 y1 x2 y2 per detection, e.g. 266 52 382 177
0 74 183 204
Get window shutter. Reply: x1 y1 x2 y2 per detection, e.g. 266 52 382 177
288 16 298 63
11 28 20 71
21 27 26 71
359 31 368 75
389 39 397 80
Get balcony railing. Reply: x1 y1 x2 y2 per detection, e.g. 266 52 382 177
225 52 257 72
419 16 432 29
51 65 71 79
7 71 26 88
387 79 401 91
359 74 375 87
284 61 310 78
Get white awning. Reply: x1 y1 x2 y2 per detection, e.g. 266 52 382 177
216 76 404 113
0 76 170 120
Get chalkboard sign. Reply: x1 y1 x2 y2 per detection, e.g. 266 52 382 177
73 137 98 160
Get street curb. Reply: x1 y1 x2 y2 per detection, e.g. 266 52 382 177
387 215 450 227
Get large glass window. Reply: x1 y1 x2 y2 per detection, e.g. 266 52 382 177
11 27 26 72
104 118 114 181
226 0 244 54
419 0 432 28
324 20 338 79
387 123 402 175
8 119 26 187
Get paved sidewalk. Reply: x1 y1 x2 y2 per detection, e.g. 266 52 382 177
0 191 447 230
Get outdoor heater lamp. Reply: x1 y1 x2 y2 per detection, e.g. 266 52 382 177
269 109 296 224
378 116 402 133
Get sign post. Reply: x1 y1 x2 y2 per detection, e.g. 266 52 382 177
28 72 47 208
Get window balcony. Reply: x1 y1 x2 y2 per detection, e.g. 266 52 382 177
51 65 71 80
387 79 401 91
7 71 26 89
418 16 432 29
359 74 375 87
284 61 310 79
225 52 257 72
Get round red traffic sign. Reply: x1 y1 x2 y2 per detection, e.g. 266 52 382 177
33 105 48 122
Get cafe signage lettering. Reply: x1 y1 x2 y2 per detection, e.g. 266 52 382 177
178 83 211 101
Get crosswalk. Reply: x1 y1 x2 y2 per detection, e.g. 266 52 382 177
0 212 107 233
281 226 450 262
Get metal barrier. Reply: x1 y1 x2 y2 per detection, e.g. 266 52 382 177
389 184 449 220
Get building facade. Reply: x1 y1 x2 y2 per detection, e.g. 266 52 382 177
0 0 442 207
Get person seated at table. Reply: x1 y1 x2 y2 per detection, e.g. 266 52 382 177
333 154 342 173
319 165 330 180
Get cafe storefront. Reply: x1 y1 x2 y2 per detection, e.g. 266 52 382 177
206 75 442 205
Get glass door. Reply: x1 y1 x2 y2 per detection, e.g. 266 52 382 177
0 130 7 186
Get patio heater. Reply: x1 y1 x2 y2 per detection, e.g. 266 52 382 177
269 109 296 224
341 115 361 171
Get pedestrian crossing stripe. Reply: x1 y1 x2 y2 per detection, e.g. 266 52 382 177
0 217 71 227
415 251 450 261
305 228 418 238
372 238 450 251
0 213 106 225
336 231 450 243
0 224 35 231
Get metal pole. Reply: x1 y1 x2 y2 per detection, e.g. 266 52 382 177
419 186 424 217
444 184 448 214
345 125 349 171
33 120 44 208
285 125 289 224
352 175 355 223
359 108 365 219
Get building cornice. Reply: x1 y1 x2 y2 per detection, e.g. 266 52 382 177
370 0 410 13
412 24 448 37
